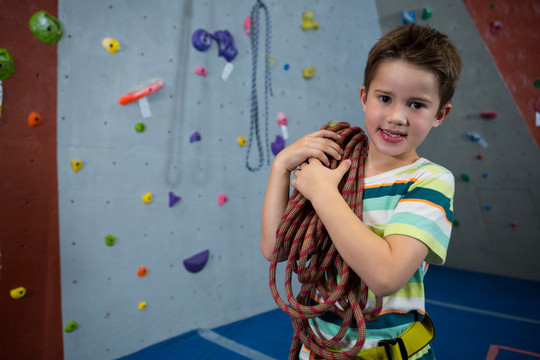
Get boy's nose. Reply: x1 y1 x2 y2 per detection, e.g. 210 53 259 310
387 104 407 125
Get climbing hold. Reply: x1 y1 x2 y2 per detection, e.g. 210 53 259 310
71 160 83 173
302 67 316 79
190 131 201 143
28 112 43 127
213 30 238 62
300 11 319 30
237 136 247 147
483 172 489 178
476 153 483 159
183 249 209 273
105 235 116 246
102 38 120 53
453 219 460 227
490 21 502 35
401 10 416 25
328 120 338 127
244 16 251 36
490 3 495 9
284 64 290 71
194 65 208 77
135 123 146 132
138 301 147 310
271 135 285 156
421 8 432 20
533 98 540 113
142 192 152 203
269 56 274 68
276 111 289 140
0 49 15 80
64 321 78 333
510 221 517 228
460 173 470 182
137 266 148 277
29 10 63 44
218 193 228 206
119 79 164 105
535 79 540 88
466 131 488 148
192 29 213 51
480 111 497 120
169 191 181 207
10 287 26 299
485 204 492 210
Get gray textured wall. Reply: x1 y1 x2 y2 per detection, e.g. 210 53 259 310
374 0 540 282
57 1 381 359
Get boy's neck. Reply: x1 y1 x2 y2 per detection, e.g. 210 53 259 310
364 145 420 177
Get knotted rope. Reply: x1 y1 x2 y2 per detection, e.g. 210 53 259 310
246 0 273 172
269 122 383 360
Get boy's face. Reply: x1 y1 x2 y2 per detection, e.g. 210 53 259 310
360 60 451 167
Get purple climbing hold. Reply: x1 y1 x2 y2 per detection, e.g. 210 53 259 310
213 30 238 62
271 135 285 156
192 29 213 51
169 191 181 207
183 250 209 273
190 131 201 143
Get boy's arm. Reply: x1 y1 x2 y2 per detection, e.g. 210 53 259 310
260 130 343 261
292 158 429 297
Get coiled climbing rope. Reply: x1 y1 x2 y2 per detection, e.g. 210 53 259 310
246 0 273 172
269 122 383 360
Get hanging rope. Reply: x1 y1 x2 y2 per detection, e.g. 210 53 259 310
269 122 383 360
246 0 273 172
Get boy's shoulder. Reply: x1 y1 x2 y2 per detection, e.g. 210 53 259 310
395 158 454 179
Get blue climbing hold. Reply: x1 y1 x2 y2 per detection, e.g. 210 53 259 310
190 131 201 143
183 250 210 273
271 135 285 156
192 29 213 51
401 10 416 25
169 191 181 207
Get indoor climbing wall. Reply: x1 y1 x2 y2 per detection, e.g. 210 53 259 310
56 1 382 359
374 0 540 281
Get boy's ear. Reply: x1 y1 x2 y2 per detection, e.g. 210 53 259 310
433 103 452 128
360 86 367 111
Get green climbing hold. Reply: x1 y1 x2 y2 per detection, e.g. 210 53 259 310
453 219 460 227
64 320 78 333
421 8 432 20
29 11 63 44
0 49 15 80
490 3 495 9
535 79 540 89
460 173 470 182
135 123 146 132
105 235 116 246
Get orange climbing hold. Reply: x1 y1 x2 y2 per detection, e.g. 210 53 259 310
28 112 43 127
137 266 148 277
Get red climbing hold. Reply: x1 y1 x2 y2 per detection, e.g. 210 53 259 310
490 21 502 35
183 250 209 273
480 111 497 120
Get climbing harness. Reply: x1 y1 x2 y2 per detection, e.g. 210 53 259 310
269 122 384 360
246 0 273 172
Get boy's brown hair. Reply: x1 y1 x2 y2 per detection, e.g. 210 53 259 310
363 24 462 111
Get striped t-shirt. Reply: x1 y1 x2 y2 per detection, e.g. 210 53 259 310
300 158 455 360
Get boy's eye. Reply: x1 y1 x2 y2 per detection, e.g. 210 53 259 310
410 102 424 110
379 95 391 103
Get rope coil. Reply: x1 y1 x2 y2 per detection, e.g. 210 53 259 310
246 0 273 172
269 122 383 360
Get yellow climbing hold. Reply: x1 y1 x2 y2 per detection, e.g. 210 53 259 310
138 301 147 310
102 37 120 53
142 192 152 203
327 120 338 127
10 287 26 299
71 160 83 173
302 66 316 79
237 136 247 147
301 11 319 30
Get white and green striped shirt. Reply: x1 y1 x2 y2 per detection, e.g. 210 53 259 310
300 158 454 359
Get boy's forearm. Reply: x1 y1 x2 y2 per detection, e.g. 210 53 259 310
260 162 291 261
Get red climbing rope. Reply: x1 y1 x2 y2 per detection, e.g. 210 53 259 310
269 122 383 360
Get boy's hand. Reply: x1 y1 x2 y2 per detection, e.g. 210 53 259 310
291 158 352 201
274 130 343 172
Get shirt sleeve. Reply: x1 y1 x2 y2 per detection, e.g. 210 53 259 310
383 166 455 265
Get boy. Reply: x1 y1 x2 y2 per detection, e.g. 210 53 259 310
261 24 462 359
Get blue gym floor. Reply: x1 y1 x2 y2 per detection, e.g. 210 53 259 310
120 266 540 360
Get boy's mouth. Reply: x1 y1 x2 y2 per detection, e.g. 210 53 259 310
380 129 406 143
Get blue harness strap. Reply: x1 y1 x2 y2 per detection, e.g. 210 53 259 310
246 0 273 172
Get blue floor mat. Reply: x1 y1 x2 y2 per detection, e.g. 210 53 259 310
120 266 540 360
